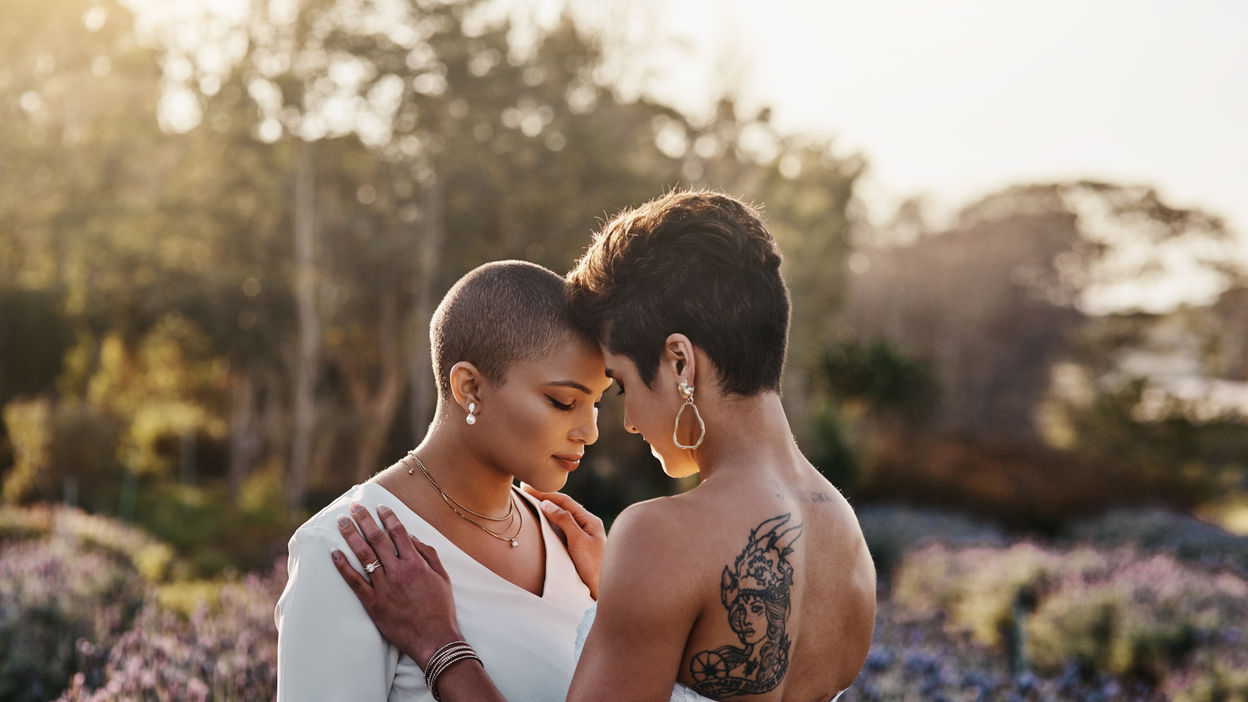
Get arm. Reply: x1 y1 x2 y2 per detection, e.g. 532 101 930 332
332 503 506 702
275 523 393 701
522 484 606 599
567 502 699 702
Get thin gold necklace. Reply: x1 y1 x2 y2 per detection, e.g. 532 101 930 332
404 451 522 548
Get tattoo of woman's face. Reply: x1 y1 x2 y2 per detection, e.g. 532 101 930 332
688 513 802 696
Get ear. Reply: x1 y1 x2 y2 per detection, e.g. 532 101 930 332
448 361 484 412
663 333 697 387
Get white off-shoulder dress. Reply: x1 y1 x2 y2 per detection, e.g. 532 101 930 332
574 604 845 702
276 482 594 701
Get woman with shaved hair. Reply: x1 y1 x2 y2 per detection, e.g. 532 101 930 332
276 260 613 701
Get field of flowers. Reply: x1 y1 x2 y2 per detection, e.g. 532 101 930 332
2 503 1246 701
1 505 280 701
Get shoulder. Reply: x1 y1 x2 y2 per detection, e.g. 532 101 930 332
598 496 708 612
606 496 701 567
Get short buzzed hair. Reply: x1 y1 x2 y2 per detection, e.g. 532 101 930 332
431 260 583 401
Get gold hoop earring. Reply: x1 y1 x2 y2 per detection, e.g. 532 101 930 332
673 381 706 450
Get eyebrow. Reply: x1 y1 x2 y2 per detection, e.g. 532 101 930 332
546 380 594 394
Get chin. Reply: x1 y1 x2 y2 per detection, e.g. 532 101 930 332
654 448 699 479
527 472 570 494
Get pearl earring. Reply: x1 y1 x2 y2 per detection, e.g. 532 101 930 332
466 401 477 425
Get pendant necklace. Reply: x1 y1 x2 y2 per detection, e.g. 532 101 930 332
403 451 522 548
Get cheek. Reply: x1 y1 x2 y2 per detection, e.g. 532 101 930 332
491 396 551 449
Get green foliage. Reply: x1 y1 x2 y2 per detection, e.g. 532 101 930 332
810 339 937 492
2 398 120 508
821 339 937 413
128 479 290 577
1060 379 1248 508
808 404 859 489
0 287 74 407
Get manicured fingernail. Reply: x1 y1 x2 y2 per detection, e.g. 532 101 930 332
540 501 557 513
331 550 341 561
378 505 392 515
350 502 365 514
337 516 350 528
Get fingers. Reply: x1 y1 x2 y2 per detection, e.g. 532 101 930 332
410 536 449 578
523 486 604 537
337 510 383 573
538 500 580 535
331 549 373 601
352 503 400 566
376 505 417 561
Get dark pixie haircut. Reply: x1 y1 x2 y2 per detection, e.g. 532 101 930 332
567 189 790 396
431 260 583 401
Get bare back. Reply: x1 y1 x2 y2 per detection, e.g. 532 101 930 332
671 465 876 700
573 458 876 702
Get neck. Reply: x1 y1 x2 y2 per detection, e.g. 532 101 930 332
410 412 516 516
689 391 804 482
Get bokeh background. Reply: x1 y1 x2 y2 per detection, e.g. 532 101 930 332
2 0 1247 699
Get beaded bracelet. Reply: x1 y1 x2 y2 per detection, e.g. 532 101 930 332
424 640 482 701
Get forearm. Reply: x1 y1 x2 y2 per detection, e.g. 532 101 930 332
425 658 506 702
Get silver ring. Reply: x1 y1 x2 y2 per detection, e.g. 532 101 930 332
364 559 382 574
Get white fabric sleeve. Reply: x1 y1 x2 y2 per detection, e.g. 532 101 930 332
275 524 397 701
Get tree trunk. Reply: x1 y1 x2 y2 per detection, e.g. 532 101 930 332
338 286 408 483
408 168 446 440
226 368 262 501
287 142 320 517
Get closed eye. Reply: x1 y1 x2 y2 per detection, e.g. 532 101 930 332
546 395 574 411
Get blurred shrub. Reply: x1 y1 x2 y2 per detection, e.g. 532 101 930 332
57 563 285 702
2 398 120 508
129 480 290 577
891 540 1248 698
857 435 1183 531
0 538 147 702
1029 553 1248 684
845 600 1156 702
855 503 1006 582
0 504 174 582
0 287 75 408
1065 508 1248 577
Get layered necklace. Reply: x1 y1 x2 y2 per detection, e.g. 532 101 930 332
402 450 522 548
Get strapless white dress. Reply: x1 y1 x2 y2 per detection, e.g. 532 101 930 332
574 604 844 702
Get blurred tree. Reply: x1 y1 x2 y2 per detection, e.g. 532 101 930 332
812 339 937 490
840 180 1246 520
842 180 1239 439
1 0 873 534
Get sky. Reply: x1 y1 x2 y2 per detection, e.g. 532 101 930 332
153 0 1248 311
578 0 1248 311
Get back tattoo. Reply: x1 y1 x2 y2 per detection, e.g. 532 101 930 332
688 513 803 696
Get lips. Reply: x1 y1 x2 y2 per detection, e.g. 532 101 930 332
553 454 582 471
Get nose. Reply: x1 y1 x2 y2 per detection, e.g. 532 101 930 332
623 407 639 435
572 405 601 445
